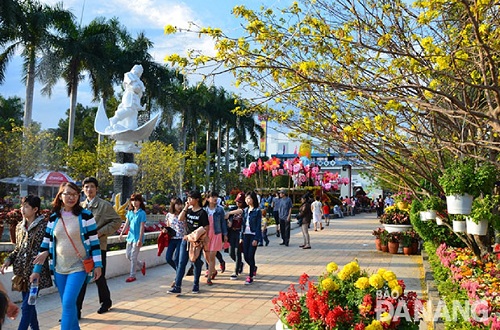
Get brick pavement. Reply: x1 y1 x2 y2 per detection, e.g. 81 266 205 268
3 212 425 330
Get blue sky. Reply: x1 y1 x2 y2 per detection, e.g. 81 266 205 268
1 0 286 129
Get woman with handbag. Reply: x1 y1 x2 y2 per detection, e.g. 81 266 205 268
1 195 52 330
30 182 102 330
203 191 227 285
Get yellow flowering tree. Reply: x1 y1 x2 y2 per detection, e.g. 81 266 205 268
164 0 500 194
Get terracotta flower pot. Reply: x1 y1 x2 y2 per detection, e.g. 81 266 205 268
411 242 419 255
375 238 381 251
388 242 399 254
381 244 388 253
403 246 412 255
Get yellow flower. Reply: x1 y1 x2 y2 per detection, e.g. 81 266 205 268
379 312 392 325
387 279 399 289
326 262 338 273
338 261 360 280
366 320 384 330
377 268 387 276
321 277 339 291
369 274 384 289
382 271 397 282
392 285 403 298
354 277 370 290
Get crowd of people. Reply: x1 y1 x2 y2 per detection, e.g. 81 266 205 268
0 182 382 329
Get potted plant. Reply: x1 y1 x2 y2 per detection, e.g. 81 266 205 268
372 227 385 251
387 232 401 254
400 231 413 255
273 260 424 329
392 191 413 210
380 205 412 232
451 214 466 233
421 196 443 220
438 159 498 214
379 229 389 252
467 195 500 235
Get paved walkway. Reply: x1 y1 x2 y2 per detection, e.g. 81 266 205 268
3 212 425 330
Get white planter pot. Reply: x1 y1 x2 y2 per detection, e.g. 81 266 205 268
452 220 466 233
420 211 429 222
383 224 413 233
435 216 445 226
276 319 290 330
446 194 473 214
425 210 437 220
466 218 488 236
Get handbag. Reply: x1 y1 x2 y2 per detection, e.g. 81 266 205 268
11 274 28 292
60 217 95 273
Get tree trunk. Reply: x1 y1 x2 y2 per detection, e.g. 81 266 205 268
225 125 231 173
67 78 79 146
23 51 36 129
205 121 211 191
216 124 222 191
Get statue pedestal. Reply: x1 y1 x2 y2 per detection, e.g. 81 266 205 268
114 152 134 204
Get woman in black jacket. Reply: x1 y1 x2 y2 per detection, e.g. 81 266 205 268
298 195 313 249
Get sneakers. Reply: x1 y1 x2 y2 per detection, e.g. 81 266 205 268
125 276 136 283
245 276 253 285
253 266 258 277
141 262 146 276
192 285 200 294
230 273 238 280
168 286 181 294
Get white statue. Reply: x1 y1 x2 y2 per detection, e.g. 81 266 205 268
109 163 139 176
106 64 145 132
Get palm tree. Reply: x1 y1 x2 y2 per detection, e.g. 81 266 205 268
40 17 124 146
0 1 73 129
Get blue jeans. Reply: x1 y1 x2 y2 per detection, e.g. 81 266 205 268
18 290 39 330
242 234 258 278
54 271 87 330
165 238 182 270
174 239 203 289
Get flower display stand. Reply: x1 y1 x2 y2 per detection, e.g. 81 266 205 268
452 220 466 233
446 193 473 214
466 218 488 235
383 224 413 233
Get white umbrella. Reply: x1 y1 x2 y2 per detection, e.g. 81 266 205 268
33 171 74 186
0 175 40 185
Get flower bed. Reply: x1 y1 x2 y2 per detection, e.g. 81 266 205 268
272 260 424 329
435 243 500 328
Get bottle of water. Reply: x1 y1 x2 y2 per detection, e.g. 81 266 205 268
28 278 38 305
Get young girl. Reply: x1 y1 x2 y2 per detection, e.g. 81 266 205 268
241 191 262 285
203 191 227 285
164 198 185 282
225 192 245 280
1 195 52 330
168 191 209 295
30 182 102 329
119 193 146 283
